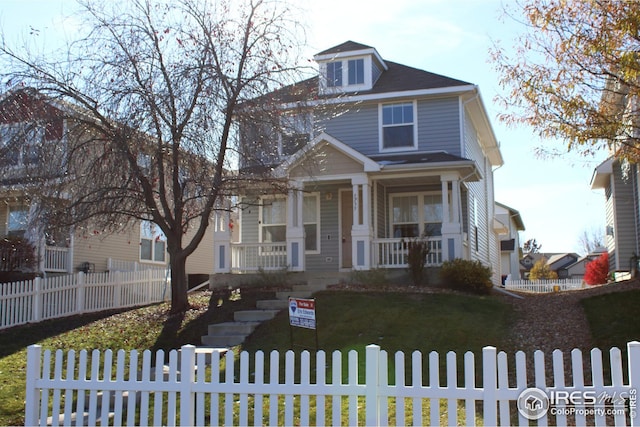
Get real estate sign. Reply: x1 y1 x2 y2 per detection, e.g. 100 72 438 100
288 297 316 330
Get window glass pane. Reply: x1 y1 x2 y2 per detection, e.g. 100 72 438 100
348 59 364 85
140 239 152 260
154 240 166 262
393 224 419 238
262 225 286 243
423 195 443 222
403 104 413 122
393 196 418 222
327 61 342 87
262 199 286 224
383 125 414 148
8 207 28 233
303 195 317 223
304 223 317 251
393 105 403 123
382 106 393 125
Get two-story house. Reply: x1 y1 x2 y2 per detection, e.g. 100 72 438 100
0 88 214 280
213 41 507 285
495 202 525 281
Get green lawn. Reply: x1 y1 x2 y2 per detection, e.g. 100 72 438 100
581 289 640 349
2 286 639 426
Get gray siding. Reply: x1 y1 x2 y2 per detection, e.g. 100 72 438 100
321 97 462 156
416 98 461 155
612 161 638 270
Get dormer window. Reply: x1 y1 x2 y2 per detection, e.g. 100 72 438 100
326 61 342 88
379 101 417 151
348 59 364 85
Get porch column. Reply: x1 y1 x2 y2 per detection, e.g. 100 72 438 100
213 208 231 273
441 174 462 262
351 174 372 270
286 182 305 272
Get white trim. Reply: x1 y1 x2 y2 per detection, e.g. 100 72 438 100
276 132 380 176
313 47 387 71
378 100 418 153
281 85 479 110
303 192 321 254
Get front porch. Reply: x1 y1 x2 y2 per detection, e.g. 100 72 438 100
223 237 443 273
213 133 476 275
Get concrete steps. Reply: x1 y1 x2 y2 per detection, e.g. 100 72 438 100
200 275 338 347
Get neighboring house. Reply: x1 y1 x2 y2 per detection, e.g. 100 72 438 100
520 251 588 280
214 41 506 285
565 247 607 280
591 157 639 274
494 202 525 281
0 88 214 278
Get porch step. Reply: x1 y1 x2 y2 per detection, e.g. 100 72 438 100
256 299 289 310
275 290 313 300
234 309 280 322
208 321 260 336
201 333 248 347
201 278 332 349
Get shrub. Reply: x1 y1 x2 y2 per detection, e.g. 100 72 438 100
584 252 609 285
0 237 37 272
528 257 558 280
439 258 493 294
406 237 431 286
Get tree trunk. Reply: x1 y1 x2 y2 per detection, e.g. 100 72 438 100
169 252 189 314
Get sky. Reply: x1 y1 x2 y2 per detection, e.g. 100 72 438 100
0 0 609 255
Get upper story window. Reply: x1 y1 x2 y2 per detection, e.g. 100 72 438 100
7 205 29 238
380 102 417 151
279 113 313 157
348 59 364 85
140 220 166 263
0 123 44 166
326 61 342 87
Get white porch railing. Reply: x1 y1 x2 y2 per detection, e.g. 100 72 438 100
43 246 69 273
373 237 442 268
230 242 287 272
505 278 586 293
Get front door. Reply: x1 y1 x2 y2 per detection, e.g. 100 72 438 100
341 190 353 269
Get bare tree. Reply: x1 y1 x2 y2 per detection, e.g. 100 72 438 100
522 238 542 254
0 0 309 313
578 227 604 255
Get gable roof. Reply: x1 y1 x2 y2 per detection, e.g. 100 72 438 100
275 132 380 178
495 201 525 231
315 41 375 56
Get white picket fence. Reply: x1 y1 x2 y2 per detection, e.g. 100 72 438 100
0 269 170 330
25 342 640 426
505 278 586 293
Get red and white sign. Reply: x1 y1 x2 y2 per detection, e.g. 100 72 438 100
288 297 316 329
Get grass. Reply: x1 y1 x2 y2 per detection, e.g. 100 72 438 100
581 288 640 349
2 285 640 426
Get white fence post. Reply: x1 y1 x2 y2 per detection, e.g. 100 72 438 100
114 271 121 308
628 341 640 426
482 346 498 426
32 277 42 323
365 344 381 426
76 272 85 314
179 345 196 426
24 345 42 427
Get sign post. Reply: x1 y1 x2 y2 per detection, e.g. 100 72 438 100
288 297 318 350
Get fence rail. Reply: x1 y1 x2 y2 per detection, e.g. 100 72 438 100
25 342 640 426
505 278 586 293
0 269 170 330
